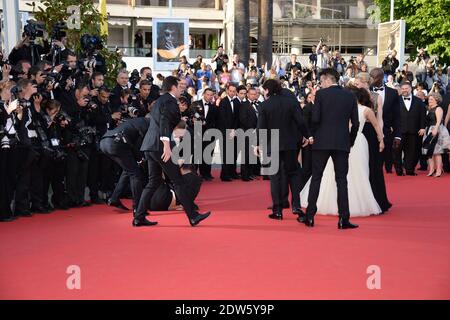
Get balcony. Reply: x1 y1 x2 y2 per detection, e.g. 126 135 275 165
92 0 219 8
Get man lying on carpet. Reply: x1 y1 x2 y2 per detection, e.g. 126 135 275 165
149 164 202 211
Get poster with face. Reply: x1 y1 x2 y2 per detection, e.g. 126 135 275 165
153 18 189 71
377 20 406 68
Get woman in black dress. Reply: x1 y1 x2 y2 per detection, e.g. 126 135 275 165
354 73 392 213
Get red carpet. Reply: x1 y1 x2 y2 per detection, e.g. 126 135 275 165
1 171 449 300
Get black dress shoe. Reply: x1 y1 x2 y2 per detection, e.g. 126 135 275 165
0 217 15 222
263 176 270 180
90 198 103 205
221 177 233 182
406 172 417 176
396 171 405 176
241 177 252 182
292 207 304 215
132 218 158 227
16 210 33 217
338 219 359 229
296 214 306 223
268 212 283 220
107 199 130 211
304 218 314 227
189 211 211 226
31 206 51 214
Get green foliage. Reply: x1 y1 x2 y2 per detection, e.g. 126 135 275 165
27 0 123 87
375 0 450 64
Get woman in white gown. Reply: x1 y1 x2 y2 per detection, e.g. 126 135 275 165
301 87 385 217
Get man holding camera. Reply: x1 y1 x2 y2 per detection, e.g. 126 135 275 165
130 80 160 117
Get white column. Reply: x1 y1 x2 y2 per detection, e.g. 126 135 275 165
390 0 395 21
2 0 21 55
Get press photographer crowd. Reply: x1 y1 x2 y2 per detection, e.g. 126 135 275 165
1 21 450 226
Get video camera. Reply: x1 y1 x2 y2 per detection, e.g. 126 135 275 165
51 22 67 41
23 20 45 40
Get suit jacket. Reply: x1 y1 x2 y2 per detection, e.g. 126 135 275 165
103 117 150 159
239 100 259 130
311 85 359 152
191 99 219 130
218 97 240 131
257 94 309 151
140 93 181 152
381 85 402 138
399 96 426 134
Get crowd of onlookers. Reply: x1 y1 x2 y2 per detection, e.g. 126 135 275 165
1 31 449 223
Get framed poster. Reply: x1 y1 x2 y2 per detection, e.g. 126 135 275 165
152 18 189 71
377 20 406 68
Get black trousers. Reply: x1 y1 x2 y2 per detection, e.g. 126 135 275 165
100 139 144 210
397 133 421 174
136 149 196 221
306 149 350 221
269 149 301 213
199 138 215 178
42 156 67 207
0 147 17 219
240 136 254 179
299 144 312 190
219 133 238 179
88 148 116 199
15 146 45 211
66 148 90 205
382 132 394 173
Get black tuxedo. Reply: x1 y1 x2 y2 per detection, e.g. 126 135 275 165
306 85 359 221
100 117 150 208
136 93 198 221
239 100 259 179
191 99 219 178
376 85 402 173
397 95 426 174
218 97 241 179
257 94 309 213
300 102 314 190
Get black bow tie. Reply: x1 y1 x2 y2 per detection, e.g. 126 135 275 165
373 87 384 92
403 97 411 101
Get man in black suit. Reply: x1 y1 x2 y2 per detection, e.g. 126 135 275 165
370 68 402 174
239 87 259 181
191 87 219 180
299 92 315 190
397 82 426 176
303 68 359 229
256 79 310 220
217 84 240 181
100 117 152 221
136 76 211 227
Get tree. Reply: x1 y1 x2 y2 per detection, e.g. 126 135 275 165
27 0 122 87
257 0 273 68
375 0 450 64
234 0 250 65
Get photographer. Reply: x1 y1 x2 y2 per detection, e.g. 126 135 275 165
130 80 159 117
13 79 49 215
0 81 22 221
8 27 49 66
88 86 119 200
89 72 105 98
58 82 95 207
110 70 129 112
414 48 429 84
41 99 70 210
212 46 225 75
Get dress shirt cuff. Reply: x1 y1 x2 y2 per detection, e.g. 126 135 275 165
394 137 401 140
160 137 170 142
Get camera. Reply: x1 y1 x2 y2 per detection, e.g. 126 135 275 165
129 69 140 87
51 22 67 41
43 72 63 89
80 34 103 55
23 20 45 40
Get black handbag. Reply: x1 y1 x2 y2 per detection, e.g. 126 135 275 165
422 131 439 158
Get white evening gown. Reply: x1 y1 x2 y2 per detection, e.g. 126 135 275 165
300 105 382 217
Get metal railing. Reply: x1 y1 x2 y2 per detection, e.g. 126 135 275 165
107 46 217 58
